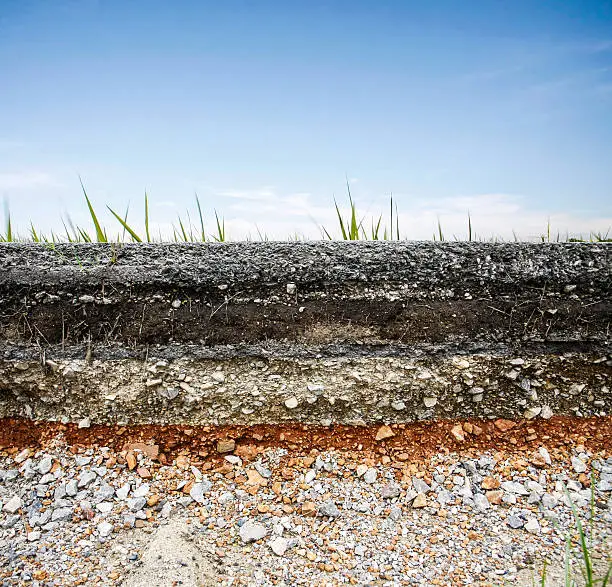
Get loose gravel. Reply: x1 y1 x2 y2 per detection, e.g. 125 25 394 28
0 426 610 586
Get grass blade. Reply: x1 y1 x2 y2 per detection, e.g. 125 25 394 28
195 193 206 242
177 215 189 242
107 206 142 242
334 199 349 240
30 222 40 242
437 217 444 242
565 487 593 585
213 210 225 242
389 194 393 241
468 212 472 242
80 177 107 242
144 192 151 242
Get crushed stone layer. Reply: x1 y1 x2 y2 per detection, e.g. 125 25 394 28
2 349 610 425
0 417 610 586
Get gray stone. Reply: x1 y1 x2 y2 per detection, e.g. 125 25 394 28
363 468 377 484
190 481 212 504
3 495 22 514
97 521 113 538
380 483 401 500
317 500 341 518
507 515 524 529
116 484 131 500
78 471 97 488
269 536 290 556
96 502 113 513
501 481 529 495
54 484 67 501
254 462 272 479
37 457 53 475
94 484 115 502
65 479 79 496
597 480 612 492
2 514 21 529
51 507 73 522
127 497 147 512
284 397 299 409
78 417 91 429
473 493 490 512
526 480 545 494
412 478 431 494
239 521 268 543
571 456 587 474
132 484 150 498
437 489 454 506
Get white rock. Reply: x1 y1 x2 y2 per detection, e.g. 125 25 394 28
269 536 289 556
356 464 368 478
37 457 53 475
540 405 554 419
78 417 91 429
116 484 131 499
524 518 540 534
212 371 225 383
14 449 31 464
524 406 542 419
239 521 268 543
96 502 113 514
97 521 114 538
4 495 22 514
538 447 552 465
284 397 299 409
190 482 210 504
27 531 41 542
423 397 437 408
571 456 587 474
363 468 377 484
133 483 150 498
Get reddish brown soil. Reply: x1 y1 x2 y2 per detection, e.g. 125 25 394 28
1 416 610 465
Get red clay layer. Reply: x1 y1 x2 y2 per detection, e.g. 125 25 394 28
0 417 610 463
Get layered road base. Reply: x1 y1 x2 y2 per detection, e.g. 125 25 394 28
0 242 610 425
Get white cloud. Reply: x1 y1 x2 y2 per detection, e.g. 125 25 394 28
0 171 62 191
206 189 611 241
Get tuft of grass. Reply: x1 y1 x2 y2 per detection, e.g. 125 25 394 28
2 179 610 244
556 484 612 587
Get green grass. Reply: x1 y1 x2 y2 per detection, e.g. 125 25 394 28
533 480 611 587
1 182 610 243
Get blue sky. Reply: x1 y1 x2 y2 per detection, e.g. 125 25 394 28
1 0 611 239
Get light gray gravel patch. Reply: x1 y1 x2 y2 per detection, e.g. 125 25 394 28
0 442 610 586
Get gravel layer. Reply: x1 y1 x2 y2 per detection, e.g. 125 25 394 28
0 424 610 586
